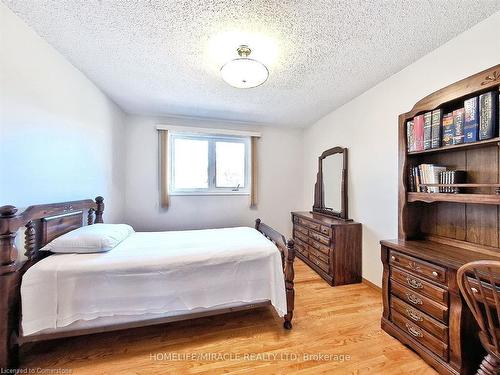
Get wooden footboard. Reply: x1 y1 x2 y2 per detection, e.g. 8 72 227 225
255 219 295 329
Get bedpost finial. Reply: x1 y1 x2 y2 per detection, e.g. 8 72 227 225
94 196 104 224
255 218 261 230
287 239 294 248
0 205 18 218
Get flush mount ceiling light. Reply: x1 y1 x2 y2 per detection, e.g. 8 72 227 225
220 45 269 89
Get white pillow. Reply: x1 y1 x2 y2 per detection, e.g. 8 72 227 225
41 224 135 253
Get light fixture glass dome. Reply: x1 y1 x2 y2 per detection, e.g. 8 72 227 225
220 45 269 89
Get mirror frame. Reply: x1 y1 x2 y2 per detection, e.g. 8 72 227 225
312 146 349 220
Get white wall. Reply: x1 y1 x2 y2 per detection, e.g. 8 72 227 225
302 12 500 287
0 3 126 223
124 115 303 236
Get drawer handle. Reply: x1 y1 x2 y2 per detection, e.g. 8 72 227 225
405 293 423 305
405 323 423 338
408 261 421 272
406 277 423 289
405 308 423 322
391 256 396 261
471 287 478 293
431 271 439 278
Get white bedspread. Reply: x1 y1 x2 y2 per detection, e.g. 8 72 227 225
21 227 287 336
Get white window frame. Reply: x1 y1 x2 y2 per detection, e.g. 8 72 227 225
169 132 251 196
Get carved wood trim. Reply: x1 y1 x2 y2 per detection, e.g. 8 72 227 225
283 239 295 329
481 70 500 86
24 221 36 260
87 208 95 225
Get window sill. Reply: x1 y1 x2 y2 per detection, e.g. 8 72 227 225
169 191 250 196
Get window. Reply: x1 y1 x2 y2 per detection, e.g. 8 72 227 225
169 133 250 195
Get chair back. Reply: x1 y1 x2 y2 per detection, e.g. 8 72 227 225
457 260 500 358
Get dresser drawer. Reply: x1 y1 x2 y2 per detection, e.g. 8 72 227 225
308 238 330 256
294 238 308 257
320 225 332 237
294 224 308 236
308 246 329 264
309 230 330 245
298 218 321 233
391 296 448 342
391 310 448 361
389 251 446 285
294 230 309 243
391 282 448 323
309 253 329 273
391 267 448 305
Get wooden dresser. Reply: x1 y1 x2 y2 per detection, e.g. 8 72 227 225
381 65 500 375
292 211 361 286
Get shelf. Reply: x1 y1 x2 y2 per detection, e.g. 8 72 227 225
408 192 500 205
407 137 500 156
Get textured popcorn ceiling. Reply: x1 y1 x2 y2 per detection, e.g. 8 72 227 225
4 1 500 127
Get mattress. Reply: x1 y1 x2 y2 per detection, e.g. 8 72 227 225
21 227 287 336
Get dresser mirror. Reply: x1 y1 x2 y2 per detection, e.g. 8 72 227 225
313 147 349 220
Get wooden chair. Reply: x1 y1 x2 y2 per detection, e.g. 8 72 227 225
457 261 500 375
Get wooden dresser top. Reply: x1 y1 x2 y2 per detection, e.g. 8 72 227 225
381 239 500 270
292 211 360 226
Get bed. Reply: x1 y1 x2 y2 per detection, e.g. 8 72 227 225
0 197 295 369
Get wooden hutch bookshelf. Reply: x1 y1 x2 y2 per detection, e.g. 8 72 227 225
380 64 500 375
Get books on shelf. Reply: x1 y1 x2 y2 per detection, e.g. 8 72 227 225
479 91 498 140
442 112 454 146
414 114 424 151
453 108 465 145
423 111 432 150
408 164 467 194
406 120 415 152
439 170 466 193
431 109 442 148
464 96 479 142
406 90 500 153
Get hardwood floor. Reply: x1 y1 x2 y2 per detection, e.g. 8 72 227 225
20 260 437 374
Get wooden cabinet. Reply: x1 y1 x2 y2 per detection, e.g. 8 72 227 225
292 211 361 286
381 65 500 375
380 240 500 374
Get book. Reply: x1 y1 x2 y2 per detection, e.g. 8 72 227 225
464 96 479 143
451 171 467 193
431 109 442 148
406 120 415 152
440 171 448 193
479 91 498 140
414 167 421 192
408 167 415 192
453 108 465 145
416 164 446 193
431 165 446 193
413 115 425 151
438 170 467 193
423 112 432 150
418 165 426 192
442 112 454 146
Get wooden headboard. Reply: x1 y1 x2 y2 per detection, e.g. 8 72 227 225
0 196 104 369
